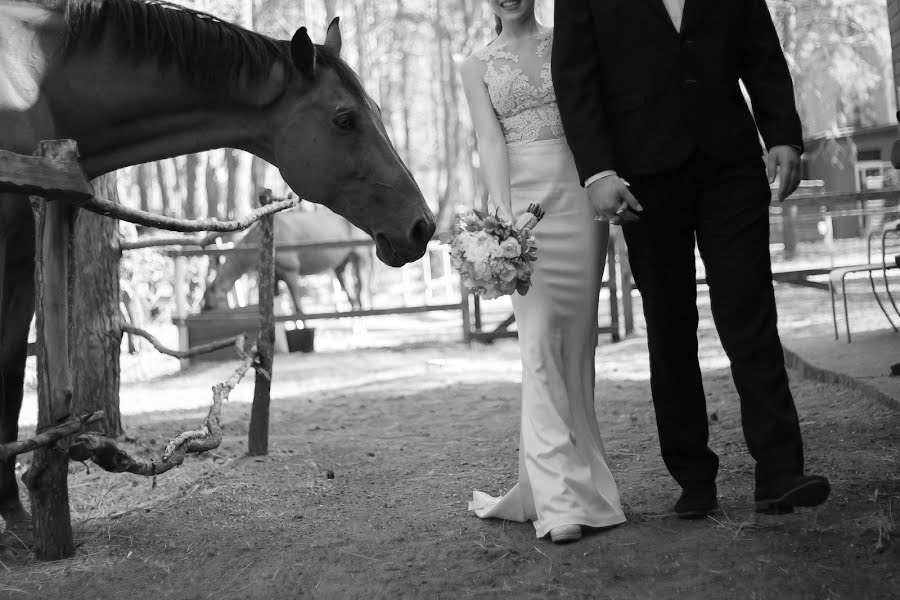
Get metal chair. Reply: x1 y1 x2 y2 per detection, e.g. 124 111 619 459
829 219 900 342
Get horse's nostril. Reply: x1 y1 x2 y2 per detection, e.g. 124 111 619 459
409 218 435 246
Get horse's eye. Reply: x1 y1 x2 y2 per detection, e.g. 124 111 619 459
333 111 355 131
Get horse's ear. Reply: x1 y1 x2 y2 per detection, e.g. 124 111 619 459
325 16 342 55
290 27 317 79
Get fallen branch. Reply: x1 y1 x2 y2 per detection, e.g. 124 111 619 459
0 411 104 462
75 195 300 233
121 324 249 360
69 340 257 477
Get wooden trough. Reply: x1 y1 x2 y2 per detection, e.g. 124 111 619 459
184 306 314 361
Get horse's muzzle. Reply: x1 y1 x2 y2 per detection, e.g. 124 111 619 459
374 232 427 267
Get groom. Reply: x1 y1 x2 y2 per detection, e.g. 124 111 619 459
552 0 830 517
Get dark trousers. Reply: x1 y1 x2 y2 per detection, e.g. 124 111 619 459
621 151 804 491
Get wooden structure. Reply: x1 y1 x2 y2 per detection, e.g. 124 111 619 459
164 230 636 355
765 189 900 286
168 239 469 363
24 140 81 559
0 142 283 560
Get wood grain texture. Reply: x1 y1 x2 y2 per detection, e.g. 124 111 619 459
0 147 93 200
248 190 276 457
24 139 78 561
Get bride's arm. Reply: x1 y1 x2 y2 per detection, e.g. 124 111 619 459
460 57 513 220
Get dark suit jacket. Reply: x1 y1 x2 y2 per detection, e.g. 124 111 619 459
552 0 803 182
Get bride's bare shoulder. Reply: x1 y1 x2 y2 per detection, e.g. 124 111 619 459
461 48 490 80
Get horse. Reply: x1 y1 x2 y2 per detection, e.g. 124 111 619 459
202 209 374 317
0 0 435 534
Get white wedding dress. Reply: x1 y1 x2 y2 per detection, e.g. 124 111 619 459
469 30 625 537
467 28 626 537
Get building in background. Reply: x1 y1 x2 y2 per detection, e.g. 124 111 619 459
803 125 899 193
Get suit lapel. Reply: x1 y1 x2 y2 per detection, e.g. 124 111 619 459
680 0 705 36
641 0 679 37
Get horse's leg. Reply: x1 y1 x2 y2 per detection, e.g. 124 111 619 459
338 255 368 335
281 274 306 325
355 250 374 312
0 272 35 533
334 262 359 312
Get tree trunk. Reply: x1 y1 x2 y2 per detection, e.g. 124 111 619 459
136 164 151 213
323 0 338 24
232 151 255 216
134 163 153 236
71 173 123 438
183 153 205 220
355 0 367 80
248 192 275 456
225 150 240 219
156 159 176 217
398 2 412 166
206 152 221 220
251 156 269 202
433 7 457 230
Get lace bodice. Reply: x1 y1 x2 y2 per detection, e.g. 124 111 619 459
472 28 564 145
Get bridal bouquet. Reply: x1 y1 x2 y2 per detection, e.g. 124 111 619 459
441 203 545 299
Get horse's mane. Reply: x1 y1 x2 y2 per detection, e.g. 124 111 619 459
53 0 368 101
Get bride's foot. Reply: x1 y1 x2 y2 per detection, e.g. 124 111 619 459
549 525 582 544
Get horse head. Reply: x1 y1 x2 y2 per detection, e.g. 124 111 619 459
269 19 435 267
201 276 227 312
201 250 248 313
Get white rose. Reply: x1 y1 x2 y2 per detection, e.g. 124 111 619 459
499 237 521 258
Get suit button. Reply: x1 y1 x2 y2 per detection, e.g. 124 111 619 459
684 79 697 85
684 39 695 47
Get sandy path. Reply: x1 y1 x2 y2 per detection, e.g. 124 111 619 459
2 321 897 599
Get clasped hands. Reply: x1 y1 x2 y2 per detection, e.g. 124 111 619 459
587 145 802 225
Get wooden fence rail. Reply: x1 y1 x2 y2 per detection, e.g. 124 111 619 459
162 232 636 349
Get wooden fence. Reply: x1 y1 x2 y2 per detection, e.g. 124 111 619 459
161 230 636 355
0 143 286 560
775 189 900 258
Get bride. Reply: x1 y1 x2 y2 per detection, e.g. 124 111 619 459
461 0 626 543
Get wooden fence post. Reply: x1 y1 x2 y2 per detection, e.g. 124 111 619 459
460 286 472 344
782 202 798 260
248 190 275 456
173 256 190 370
23 139 78 560
606 234 620 343
617 232 635 336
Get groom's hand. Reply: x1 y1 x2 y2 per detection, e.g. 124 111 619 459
587 175 643 224
767 145 802 202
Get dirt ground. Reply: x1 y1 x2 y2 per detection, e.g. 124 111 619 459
1 283 898 599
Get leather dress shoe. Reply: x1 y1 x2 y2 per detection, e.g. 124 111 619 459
755 474 830 514
674 486 719 519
